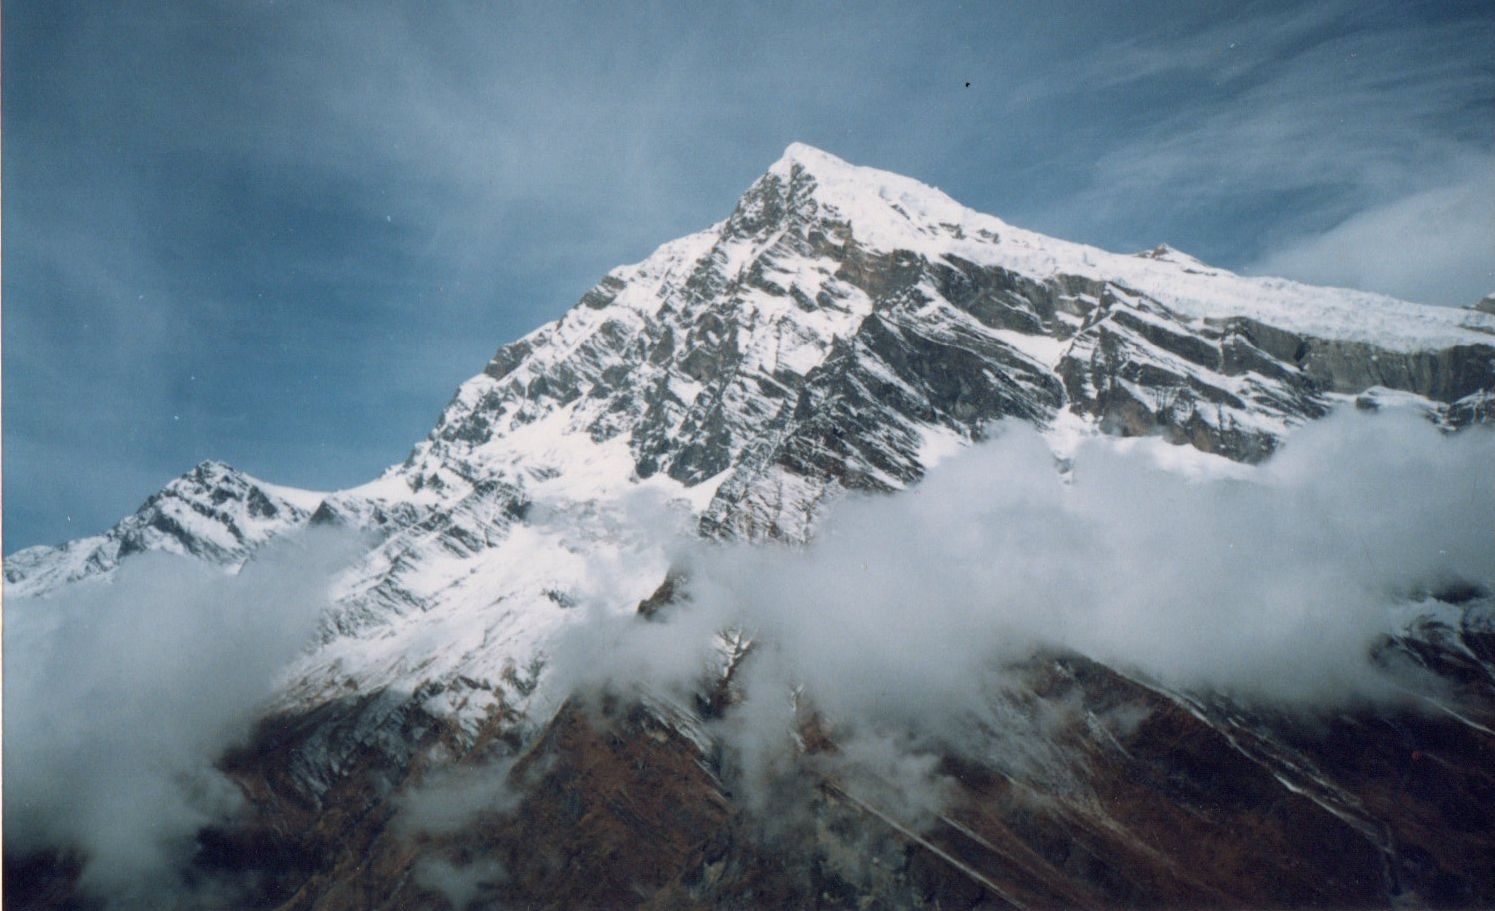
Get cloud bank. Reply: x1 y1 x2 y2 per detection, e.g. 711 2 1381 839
543 409 1495 813
1251 156 1495 307
9 409 1492 900
3 530 353 907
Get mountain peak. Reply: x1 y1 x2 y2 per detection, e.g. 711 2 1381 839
726 143 999 256
772 141 854 174
186 458 240 481
173 459 324 512
764 143 966 215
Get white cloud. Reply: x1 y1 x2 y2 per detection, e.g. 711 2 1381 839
1029 2 1495 298
411 857 505 910
1250 157 1495 306
12 409 1489 896
3 529 356 908
543 409 1495 815
395 757 525 838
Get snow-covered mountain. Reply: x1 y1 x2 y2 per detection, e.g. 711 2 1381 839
15 143 1492 708
9 144 1495 909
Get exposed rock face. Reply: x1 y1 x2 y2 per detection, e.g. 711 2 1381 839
7 144 1495 909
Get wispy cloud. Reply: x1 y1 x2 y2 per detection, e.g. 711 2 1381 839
1018 1 1495 296
1249 155 1495 306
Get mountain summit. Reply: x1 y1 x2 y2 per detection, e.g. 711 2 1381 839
8 145 1495 909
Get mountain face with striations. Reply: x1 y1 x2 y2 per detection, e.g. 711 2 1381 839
8 144 1495 910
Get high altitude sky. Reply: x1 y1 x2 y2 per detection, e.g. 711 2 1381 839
4 1 1493 551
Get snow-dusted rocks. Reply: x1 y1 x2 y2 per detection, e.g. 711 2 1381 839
4 460 323 598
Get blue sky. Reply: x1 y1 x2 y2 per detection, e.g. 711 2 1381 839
4 0 1493 551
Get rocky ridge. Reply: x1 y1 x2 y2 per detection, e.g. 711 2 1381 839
4 460 322 598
